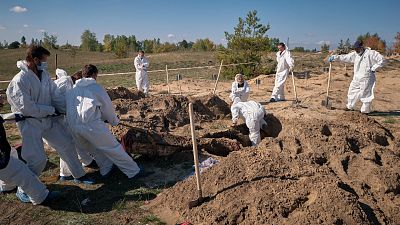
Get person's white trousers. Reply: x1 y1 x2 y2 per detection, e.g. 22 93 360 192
271 69 289 100
0 150 48 205
347 72 376 113
70 121 140 178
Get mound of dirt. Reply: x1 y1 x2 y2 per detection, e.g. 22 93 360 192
147 112 400 224
107 86 145 101
112 94 230 132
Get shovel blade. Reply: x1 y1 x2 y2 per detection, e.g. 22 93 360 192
321 100 332 109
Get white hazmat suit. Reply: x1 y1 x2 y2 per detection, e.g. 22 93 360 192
229 80 250 104
54 69 114 177
0 148 49 205
5 61 87 180
134 55 150 94
66 77 140 178
231 101 268 146
271 49 294 101
331 48 384 113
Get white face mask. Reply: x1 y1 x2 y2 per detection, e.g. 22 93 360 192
37 61 48 71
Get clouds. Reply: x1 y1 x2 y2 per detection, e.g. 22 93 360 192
10 6 28 13
167 33 175 38
38 29 46 33
23 24 29 28
0 25 6 30
317 40 331 45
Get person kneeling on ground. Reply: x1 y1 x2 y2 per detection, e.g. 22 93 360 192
229 74 250 104
0 95 60 204
66 64 141 179
230 100 268 146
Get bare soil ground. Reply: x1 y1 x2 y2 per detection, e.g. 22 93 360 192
0 54 399 225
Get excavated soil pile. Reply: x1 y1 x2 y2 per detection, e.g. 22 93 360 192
109 91 236 157
147 112 400 225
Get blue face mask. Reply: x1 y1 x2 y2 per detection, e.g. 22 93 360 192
37 61 48 71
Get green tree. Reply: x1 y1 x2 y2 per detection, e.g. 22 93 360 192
114 35 128 58
103 34 115 52
321 43 330 53
292 46 306 52
21 36 26 47
9 41 21 49
42 32 58 49
217 10 273 78
192 38 215 51
80 30 99 51
337 39 345 54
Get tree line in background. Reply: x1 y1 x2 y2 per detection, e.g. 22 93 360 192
0 10 399 77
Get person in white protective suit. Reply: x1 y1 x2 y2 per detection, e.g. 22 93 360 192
53 69 114 180
134 51 150 95
231 100 268 146
229 74 250 104
270 43 294 102
329 40 384 114
66 64 141 179
4 46 95 200
0 95 60 204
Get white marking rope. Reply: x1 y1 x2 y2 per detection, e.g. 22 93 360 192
0 62 256 83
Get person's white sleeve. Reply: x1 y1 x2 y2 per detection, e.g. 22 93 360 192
134 57 140 70
370 51 384 72
231 82 236 94
97 87 119 126
7 79 55 117
231 104 240 122
334 52 357 63
244 82 250 94
285 51 295 69
50 79 66 113
142 58 149 69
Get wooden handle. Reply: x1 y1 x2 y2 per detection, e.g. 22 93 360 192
212 60 224 95
291 71 297 101
189 103 202 197
165 65 170 94
326 62 332 99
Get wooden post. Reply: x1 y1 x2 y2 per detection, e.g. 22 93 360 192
55 54 58 78
166 65 170 94
189 103 202 200
212 60 223 95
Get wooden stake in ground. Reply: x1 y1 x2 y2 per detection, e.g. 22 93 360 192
291 71 299 104
165 65 170 94
212 60 224 95
321 62 333 109
55 54 58 79
177 74 182 95
188 103 205 209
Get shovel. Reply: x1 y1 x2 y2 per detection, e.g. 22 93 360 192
188 103 205 209
321 62 333 109
290 71 300 105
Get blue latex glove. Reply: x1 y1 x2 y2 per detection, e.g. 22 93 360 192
328 56 335 62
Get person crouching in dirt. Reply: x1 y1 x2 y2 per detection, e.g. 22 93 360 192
134 51 150 96
229 74 250 104
53 69 115 180
66 64 141 179
230 100 268 146
328 40 384 114
0 95 60 205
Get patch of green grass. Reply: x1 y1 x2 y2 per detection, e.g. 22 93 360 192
383 117 397 124
112 198 127 211
141 214 166 225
